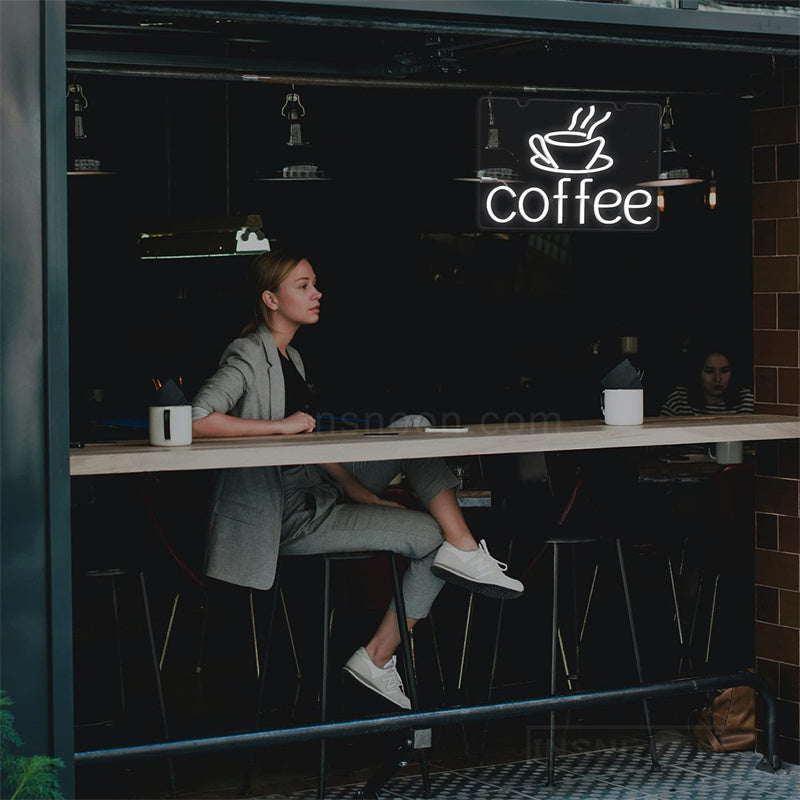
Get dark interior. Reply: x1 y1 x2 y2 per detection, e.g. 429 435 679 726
65 1 795 436
63 5 794 795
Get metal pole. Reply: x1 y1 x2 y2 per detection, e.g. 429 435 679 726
319 558 331 799
548 542 559 786
616 538 660 773
74 669 784 775
64 62 748 98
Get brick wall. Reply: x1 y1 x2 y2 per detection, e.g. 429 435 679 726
752 65 800 766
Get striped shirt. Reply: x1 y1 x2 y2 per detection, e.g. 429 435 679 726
659 385 754 417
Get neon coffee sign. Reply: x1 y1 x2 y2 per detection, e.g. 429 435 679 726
477 99 661 232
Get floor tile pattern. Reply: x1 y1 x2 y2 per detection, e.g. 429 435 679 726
262 732 798 800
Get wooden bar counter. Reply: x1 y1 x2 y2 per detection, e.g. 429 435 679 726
70 414 800 476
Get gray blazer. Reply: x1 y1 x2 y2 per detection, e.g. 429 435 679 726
192 324 306 590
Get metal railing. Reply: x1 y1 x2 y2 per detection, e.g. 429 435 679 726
75 669 784 774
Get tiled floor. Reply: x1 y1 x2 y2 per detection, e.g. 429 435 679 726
259 732 797 800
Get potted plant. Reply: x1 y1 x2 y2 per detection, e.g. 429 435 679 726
0 691 64 799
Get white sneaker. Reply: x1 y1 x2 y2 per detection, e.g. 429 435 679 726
431 540 524 600
342 647 411 710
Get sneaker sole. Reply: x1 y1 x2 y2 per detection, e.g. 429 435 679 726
431 564 524 600
341 665 411 710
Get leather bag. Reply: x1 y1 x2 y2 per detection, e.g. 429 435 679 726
692 683 756 753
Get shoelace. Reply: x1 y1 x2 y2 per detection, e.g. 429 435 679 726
478 539 509 572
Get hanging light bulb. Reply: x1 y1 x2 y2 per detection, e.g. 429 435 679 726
257 87 329 180
637 97 705 188
657 189 665 212
706 170 718 210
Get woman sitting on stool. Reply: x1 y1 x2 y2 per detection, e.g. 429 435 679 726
191 250 523 709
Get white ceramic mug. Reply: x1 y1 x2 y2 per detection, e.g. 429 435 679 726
710 440 744 464
149 405 192 446
601 389 644 426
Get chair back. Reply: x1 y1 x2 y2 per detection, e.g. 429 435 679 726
546 450 642 540
544 452 593 531
556 476 586 527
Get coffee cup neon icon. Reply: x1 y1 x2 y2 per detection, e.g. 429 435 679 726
529 105 614 174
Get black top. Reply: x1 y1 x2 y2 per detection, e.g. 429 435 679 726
280 351 313 417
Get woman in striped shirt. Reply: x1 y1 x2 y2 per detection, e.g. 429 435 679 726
660 347 754 417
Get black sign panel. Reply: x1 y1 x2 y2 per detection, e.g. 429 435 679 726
476 98 661 232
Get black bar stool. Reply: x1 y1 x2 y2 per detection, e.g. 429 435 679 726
478 466 661 784
80 567 176 797
546 532 661 784
138 472 303 687
73 475 176 797
255 550 431 800
668 461 755 675
544 474 660 784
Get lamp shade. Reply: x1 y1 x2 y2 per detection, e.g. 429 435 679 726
137 215 271 259
454 141 523 182
637 146 705 187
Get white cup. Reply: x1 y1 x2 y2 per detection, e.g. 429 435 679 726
149 405 192 446
710 441 743 464
601 389 644 426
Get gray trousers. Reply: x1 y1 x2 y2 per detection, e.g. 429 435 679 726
278 454 458 619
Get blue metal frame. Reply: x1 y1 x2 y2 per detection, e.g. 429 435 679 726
74 670 783 773
43 3 75 791
0 1 73 796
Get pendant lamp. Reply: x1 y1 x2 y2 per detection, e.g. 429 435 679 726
637 97 705 188
454 94 521 183
257 88 329 180
67 82 115 176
